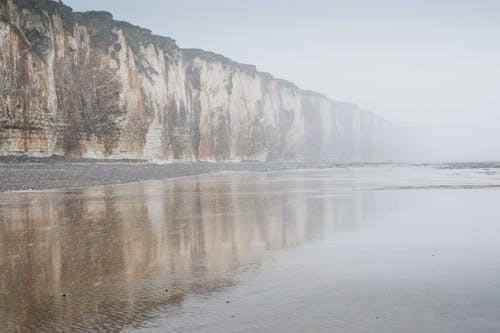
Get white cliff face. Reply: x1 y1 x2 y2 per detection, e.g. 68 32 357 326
183 56 305 161
0 0 404 163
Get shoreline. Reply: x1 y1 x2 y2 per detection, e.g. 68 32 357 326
2 156 498 192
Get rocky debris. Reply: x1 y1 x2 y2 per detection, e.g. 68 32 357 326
0 157 376 192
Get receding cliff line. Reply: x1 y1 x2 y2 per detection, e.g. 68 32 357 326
0 0 403 162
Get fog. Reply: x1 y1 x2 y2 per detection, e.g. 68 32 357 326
64 0 500 162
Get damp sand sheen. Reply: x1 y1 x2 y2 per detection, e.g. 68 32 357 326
1 165 500 332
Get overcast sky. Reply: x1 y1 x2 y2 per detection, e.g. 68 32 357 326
64 0 500 161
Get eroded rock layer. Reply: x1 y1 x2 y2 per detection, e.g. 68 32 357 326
0 0 404 162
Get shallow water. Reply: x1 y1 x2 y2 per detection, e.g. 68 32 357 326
1 165 500 332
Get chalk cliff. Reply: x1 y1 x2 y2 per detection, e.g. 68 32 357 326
0 0 403 162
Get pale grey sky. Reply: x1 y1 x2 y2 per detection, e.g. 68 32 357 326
64 0 500 161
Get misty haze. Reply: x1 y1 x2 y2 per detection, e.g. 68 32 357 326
1 0 499 332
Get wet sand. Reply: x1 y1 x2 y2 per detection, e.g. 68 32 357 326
1 165 500 332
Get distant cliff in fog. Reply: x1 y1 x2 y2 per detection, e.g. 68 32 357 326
0 0 410 162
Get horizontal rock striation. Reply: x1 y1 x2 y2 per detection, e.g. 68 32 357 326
0 0 405 162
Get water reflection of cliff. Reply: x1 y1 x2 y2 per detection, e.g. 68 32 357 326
0 170 392 332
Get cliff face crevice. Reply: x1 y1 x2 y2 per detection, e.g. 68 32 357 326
0 0 403 162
